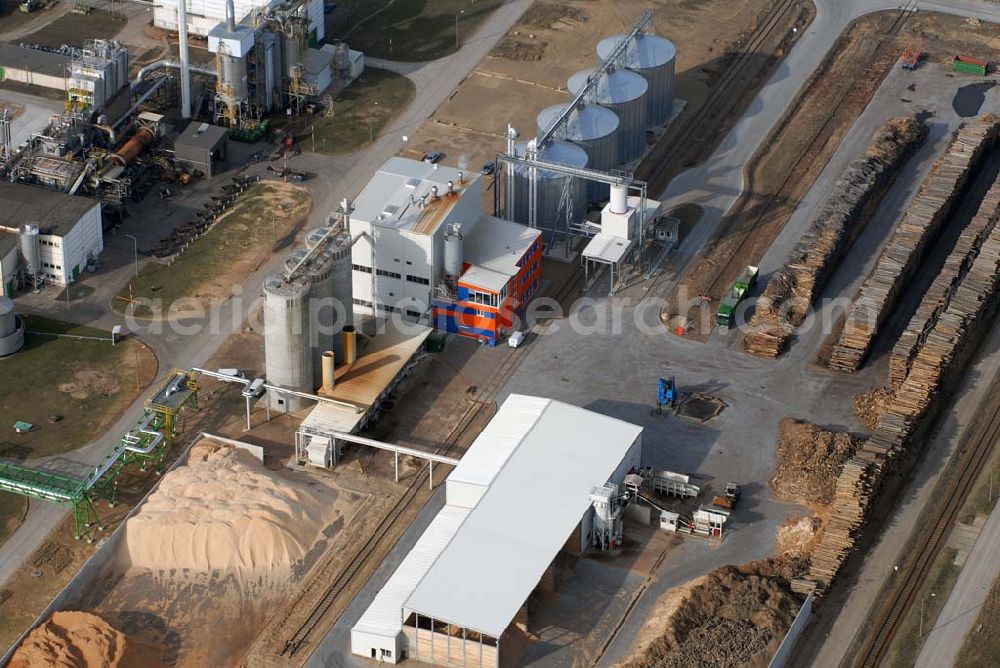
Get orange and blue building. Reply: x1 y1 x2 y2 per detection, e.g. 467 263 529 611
433 217 542 346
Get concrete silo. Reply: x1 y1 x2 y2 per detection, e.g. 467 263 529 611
263 272 313 412
537 104 619 202
0 297 24 357
326 225 354 362
286 249 335 390
568 69 648 164
597 33 677 126
508 140 589 230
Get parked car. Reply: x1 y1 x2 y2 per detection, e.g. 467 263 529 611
481 161 495 176
508 331 525 348
422 151 443 164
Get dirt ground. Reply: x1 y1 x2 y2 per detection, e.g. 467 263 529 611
19 7 126 48
401 0 800 183
672 11 1000 339
618 557 805 668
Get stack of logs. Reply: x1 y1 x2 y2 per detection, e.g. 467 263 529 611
742 116 926 358
828 114 1000 372
794 168 1000 595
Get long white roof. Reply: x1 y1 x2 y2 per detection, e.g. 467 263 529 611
403 395 642 637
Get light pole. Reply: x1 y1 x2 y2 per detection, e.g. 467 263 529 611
125 234 139 279
920 592 936 637
455 10 464 48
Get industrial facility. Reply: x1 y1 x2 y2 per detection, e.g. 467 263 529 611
351 394 643 666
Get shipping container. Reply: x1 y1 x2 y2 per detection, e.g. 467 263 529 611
953 55 988 76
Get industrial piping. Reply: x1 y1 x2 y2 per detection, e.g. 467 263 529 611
178 0 192 119
132 59 216 92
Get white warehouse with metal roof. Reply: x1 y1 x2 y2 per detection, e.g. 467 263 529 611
351 394 642 666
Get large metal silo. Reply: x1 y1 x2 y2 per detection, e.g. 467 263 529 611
597 33 677 127
568 69 648 164
263 273 313 412
508 140 588 230
537 104 619 202
286 249 335 390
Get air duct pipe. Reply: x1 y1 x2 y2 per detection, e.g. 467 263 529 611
609 183 629 214
321 351 336 391
226 0 237 31
343 326 357 366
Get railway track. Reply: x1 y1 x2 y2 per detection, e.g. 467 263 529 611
278 264 587 658
853 371 1000 666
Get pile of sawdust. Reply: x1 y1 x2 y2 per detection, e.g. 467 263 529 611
770 418 861 505
619 558 804 668
776 515 822 556
9 611 126 668
854 387 893 431
123 442 326 579
59 369 120 400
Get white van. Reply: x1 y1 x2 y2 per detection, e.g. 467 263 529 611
508 331 525 348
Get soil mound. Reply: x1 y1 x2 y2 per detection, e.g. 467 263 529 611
10 611 126 668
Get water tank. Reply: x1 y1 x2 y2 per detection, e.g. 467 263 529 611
443 224 464 278
0 297 23 357
263 273 313 412
537 104 618 202
568 69 648 164
286 249 335 390
19 225 40 277
598 34 676 126
508 140 588 230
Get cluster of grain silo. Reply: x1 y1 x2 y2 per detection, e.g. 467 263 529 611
567 69 648 164
263 219 354 412
597 33 676 125
536 104 618 202
507 139 590 227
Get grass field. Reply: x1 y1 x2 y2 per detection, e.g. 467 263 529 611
21 8 125 48
114 182 311 316
336 0 504 61
955 572 1000 666
280 69 415 155
0 316 157 461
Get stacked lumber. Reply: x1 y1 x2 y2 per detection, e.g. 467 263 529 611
828 114 1000 372
889 177 1000 386
800 167 1000 592
743 117 926 358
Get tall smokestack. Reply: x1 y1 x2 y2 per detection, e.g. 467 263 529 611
177 0 192 119
225 0 236 32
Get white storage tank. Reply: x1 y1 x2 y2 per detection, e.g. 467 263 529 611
568 69 648 164
537 104 619 202
0 297 23 357
508 139 588 230
19 225 40 278
443 224 464 278
598 33 676 126
286 249 335 390
263 273 313 412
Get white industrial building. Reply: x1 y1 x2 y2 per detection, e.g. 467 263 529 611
0 183 103 287
154 0 326 41
351 394 643 666
348 158 485 319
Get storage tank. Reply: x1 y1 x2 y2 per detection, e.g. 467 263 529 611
219 54 248 100
443 224 463 278
537 104 618 202
19 225 40 278
286 249 335 390
508 139 588 229
263 273 313 412
598 33 676 126
304 224 334 249
0 297 23 357
327 225 354 361
568 69 648 164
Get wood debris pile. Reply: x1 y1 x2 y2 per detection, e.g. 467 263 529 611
795 166 1000 595
771 418 861 505
828 114 1000 372
742 116 926 358
853 387 893 431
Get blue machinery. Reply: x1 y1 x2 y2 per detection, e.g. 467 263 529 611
0 370 199 541
656 377 677 414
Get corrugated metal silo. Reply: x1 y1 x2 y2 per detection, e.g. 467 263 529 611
508 140 588 230
568 69 648 164
598 33 677 126
263 272 313 412
537 104 619 202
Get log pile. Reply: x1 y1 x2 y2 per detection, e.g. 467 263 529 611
799 165 1000 592
828 114 1000 372
742 117 926 358
889 175 1000 386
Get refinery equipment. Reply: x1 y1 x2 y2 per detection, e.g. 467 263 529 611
66 40 129 113
597 33 676 125
567 68 648 164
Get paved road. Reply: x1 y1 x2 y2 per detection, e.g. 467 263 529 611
0 0 533 592
917 502 1000 667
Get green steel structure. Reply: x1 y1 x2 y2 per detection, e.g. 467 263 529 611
0 371 199 541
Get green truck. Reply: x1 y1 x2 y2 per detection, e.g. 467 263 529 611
716 265 759 328
953 55 988 76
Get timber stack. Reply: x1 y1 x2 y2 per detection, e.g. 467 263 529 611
797 169 1000 594
827 114 1000 372
743 116 926 358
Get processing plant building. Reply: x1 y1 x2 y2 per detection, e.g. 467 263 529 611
349 158 542 345
351 394 643 666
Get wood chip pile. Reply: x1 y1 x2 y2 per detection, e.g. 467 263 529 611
794 167 1000 595
770 418 861 505
853 387 893 431
827 114 1000 372
742 117 926 358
